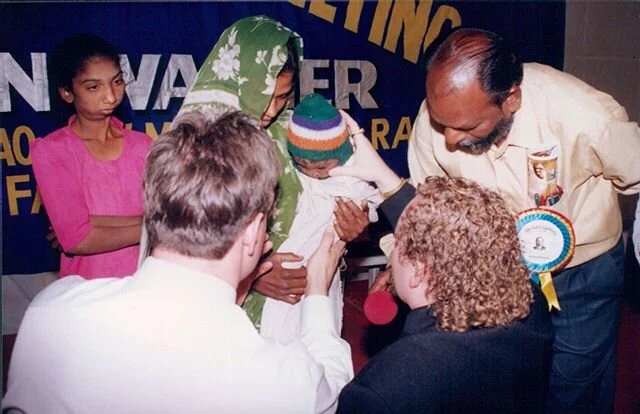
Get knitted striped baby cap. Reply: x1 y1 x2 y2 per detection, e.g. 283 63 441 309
288 93 353 165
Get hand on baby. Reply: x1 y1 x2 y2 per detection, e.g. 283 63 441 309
334 198 370 242
253 252 307 304
330 110 397 187
306 227 347 296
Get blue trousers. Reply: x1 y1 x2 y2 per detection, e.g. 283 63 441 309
547 239 625 414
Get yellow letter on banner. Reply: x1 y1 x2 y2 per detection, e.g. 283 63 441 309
309 0 336 23
384 0 434 63
423 5 462 52
369 1 393 46
288 0 305 7
7 175 32 216
392 116 412 148
145 122 172 139
345 0 365 33
31 189 42 214
371 118 390 150
13 125 35 165
0 128 16 167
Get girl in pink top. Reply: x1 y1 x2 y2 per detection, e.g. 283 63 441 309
31 34 152 279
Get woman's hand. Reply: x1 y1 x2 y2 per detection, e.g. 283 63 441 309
253 252 307 304
368 268 393 294
331 110 402 193
306 228 347 296
334 198 369 242
46 226 62 252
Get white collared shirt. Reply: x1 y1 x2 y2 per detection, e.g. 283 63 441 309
3 257 353 413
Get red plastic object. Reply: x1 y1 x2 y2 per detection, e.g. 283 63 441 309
363 291 398 325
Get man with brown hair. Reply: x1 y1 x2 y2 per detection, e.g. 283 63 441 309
337 177 553 413
4 111 353 413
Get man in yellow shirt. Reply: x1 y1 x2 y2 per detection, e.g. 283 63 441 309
405 29 640 413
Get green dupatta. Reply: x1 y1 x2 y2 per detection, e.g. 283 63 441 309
177 16 303 327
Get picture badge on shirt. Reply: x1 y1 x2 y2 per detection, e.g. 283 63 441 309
516 208 575 311
527 145 563 207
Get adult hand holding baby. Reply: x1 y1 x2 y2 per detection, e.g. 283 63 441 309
253 252 307 304
306 227 347 296
334 199 369 242
331 111 403 195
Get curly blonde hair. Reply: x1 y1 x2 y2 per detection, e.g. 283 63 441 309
395 176 532 332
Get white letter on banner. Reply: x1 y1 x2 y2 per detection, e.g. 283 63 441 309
153 55 197 110
120 54 160 111
0 53 50 112
334 60 378 110
300 59 330 100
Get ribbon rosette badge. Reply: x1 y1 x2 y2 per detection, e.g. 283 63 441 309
516 208 575 311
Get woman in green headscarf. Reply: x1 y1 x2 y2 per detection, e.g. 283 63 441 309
177 15 303 253
142 15 368 327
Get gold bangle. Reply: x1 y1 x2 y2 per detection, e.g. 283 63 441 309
349 128 365 138
382 178 407 199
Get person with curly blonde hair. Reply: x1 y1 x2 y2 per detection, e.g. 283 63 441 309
335 165 553 412
395 176 533 332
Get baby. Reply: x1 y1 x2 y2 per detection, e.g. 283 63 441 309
260 94 382 342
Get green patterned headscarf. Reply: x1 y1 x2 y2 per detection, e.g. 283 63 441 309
178 16 303 327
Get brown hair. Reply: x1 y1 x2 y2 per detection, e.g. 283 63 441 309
144 111 280 259
395 176 532 332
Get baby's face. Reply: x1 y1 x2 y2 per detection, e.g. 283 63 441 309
292 156 340 179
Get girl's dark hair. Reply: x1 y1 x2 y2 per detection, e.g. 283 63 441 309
49 34 124 126
50 33 121 91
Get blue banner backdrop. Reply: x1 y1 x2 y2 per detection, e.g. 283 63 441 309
1 1 565 275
